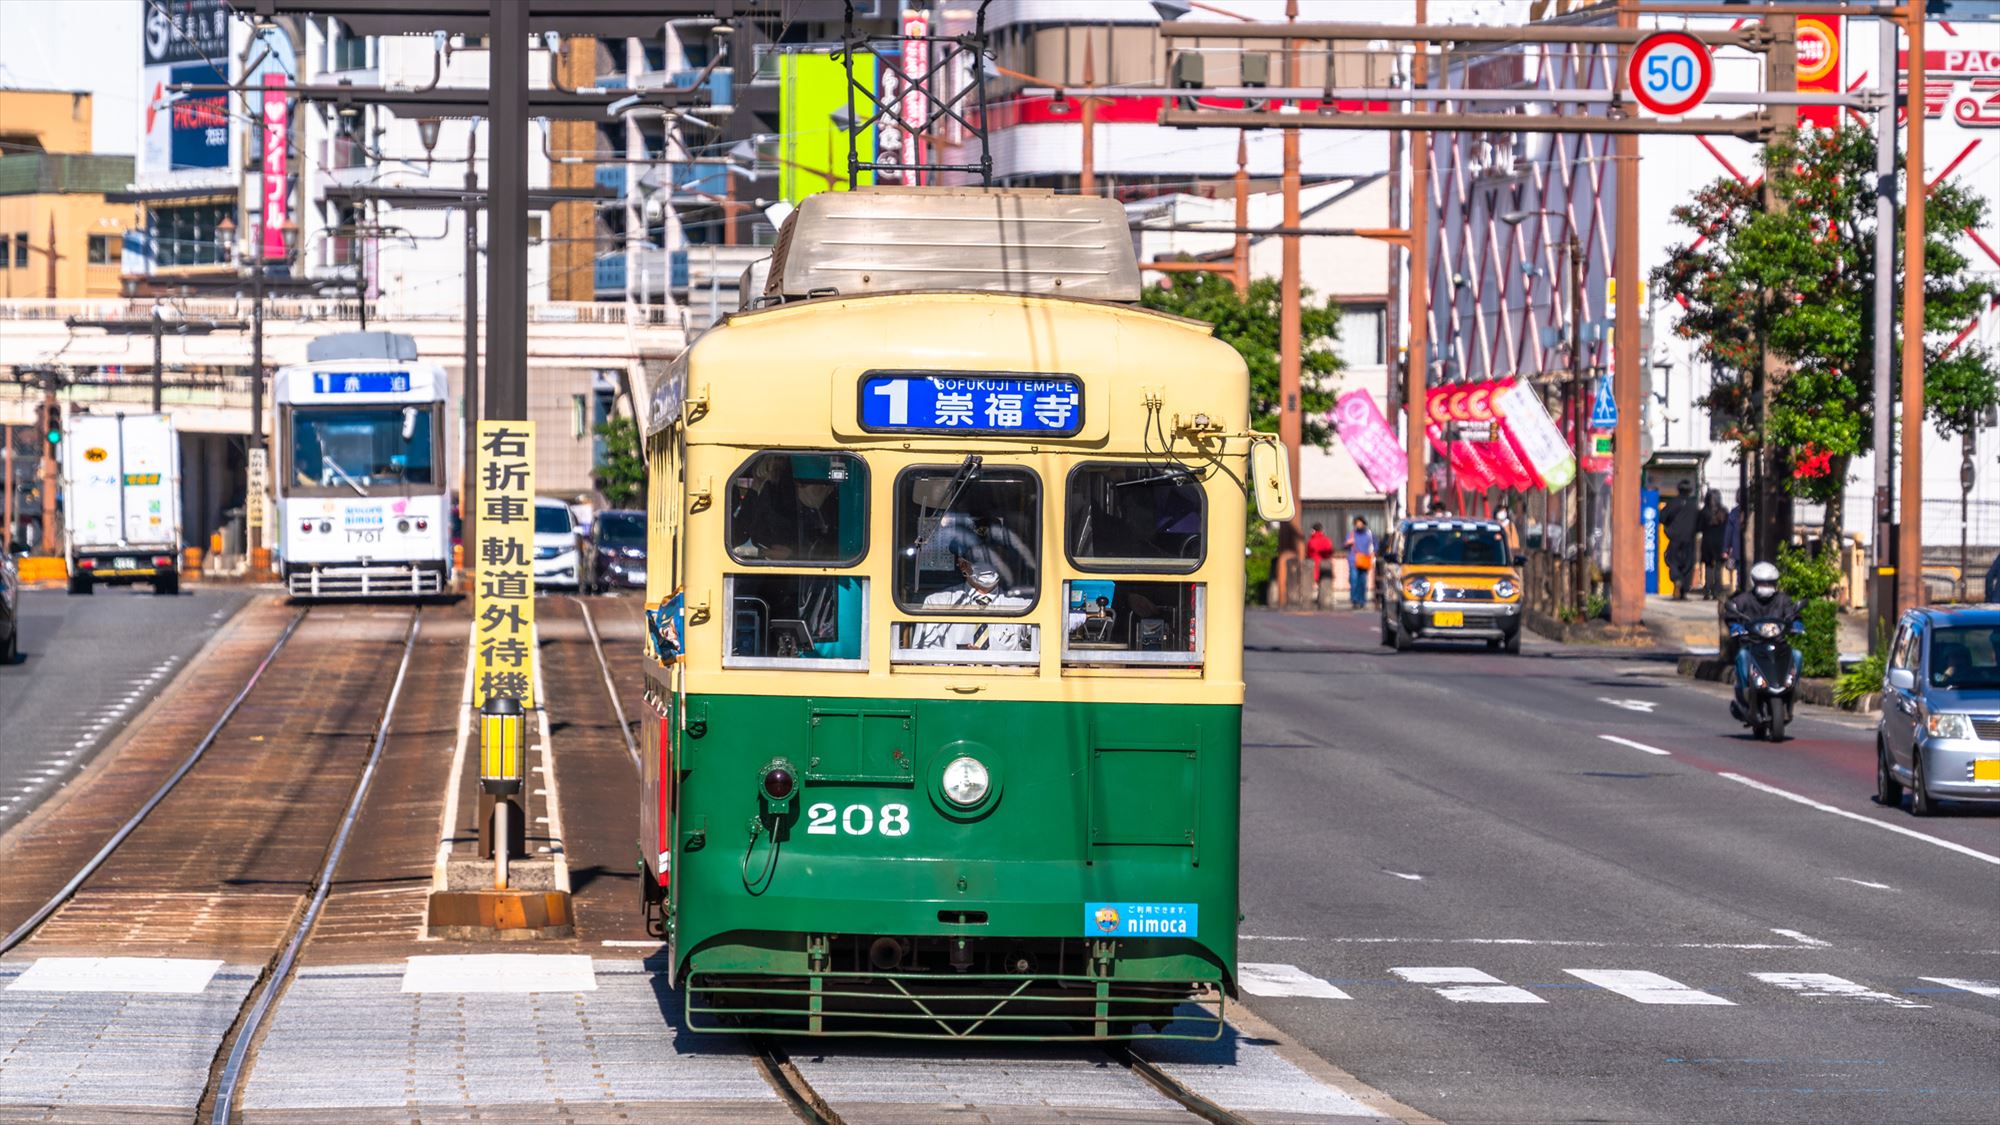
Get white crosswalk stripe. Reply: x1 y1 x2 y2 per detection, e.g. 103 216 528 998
1920 977 2000 1000
1751 972 1927 1008
1563 969 1734 1006
5 957 224 994
1238 962 1352 1000
1391 966 1544 1004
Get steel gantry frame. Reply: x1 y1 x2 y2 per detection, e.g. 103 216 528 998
1151 1 1944 628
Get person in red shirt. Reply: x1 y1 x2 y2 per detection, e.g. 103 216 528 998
1306 523 1336 607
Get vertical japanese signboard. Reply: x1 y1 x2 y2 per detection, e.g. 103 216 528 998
262 75 289 260
474 422 536 708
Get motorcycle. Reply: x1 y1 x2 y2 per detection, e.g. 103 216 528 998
1728 616 1804 742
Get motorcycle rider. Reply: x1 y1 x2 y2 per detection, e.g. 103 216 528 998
1723 560 1802 720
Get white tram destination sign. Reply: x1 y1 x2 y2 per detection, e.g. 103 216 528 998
860 372 1082 436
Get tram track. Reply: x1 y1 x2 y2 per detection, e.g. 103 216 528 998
562 595 1270 1125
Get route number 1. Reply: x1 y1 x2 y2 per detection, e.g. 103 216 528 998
870 381 909 425
1627 31 1712 118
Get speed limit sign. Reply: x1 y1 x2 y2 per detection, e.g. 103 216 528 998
1627 31 1713 117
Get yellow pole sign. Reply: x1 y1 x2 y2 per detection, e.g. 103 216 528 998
474 421 537 708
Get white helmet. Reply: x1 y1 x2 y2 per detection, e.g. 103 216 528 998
1750 560 1780 598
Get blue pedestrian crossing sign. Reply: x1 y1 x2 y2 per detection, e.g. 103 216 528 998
1590 378 1618 429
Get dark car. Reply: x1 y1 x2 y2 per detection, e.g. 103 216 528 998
589 509 648 593
1 540 19 664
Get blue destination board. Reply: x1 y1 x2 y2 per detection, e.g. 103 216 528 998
312 371 413 395
859 373 1082 436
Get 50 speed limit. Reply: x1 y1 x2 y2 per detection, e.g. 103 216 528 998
1626 31 1713 118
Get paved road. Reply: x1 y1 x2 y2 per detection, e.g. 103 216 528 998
0 583 249 834
1236 609 1999 1125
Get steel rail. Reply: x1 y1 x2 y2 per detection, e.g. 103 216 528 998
749 1037 845 1125
0 606 311 956
571 596 641 772
209 608 423 1125
1107 1042 1259 1125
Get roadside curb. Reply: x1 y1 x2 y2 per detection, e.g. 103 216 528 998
1673 654 1879 714
1524 609 1657 647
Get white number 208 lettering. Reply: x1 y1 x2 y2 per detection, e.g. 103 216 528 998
806 802 910 837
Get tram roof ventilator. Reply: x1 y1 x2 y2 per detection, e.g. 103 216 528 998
306 331 421 363
753 188 1143 308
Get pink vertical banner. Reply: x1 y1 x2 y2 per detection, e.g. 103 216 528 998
1332 389 1409 495
261 74 288 261
899 9 930 185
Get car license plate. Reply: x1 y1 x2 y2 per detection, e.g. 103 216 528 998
115 556 137 570
629 568 646 583
1974 759 2000 782
1434 610 1464 628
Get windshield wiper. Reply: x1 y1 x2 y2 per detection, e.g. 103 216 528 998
904 454 981 557
325 458 369 497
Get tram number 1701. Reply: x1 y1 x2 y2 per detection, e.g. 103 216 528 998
806 802 912 837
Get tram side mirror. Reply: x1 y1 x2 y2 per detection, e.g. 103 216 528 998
401 406 418 441
1249 439 1295 522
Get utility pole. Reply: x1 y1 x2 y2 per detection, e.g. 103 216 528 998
464 122 481 581
1276 0 1303 605
1405 0 1431 518
1870 15 1897 645
1606 0 1643 627
3 425 14 547
1897 6 1927 613
249 94 270 577
152 307 164 413
489 0 529 422
1080 37 1097 196
37 371 59 553
1569 233 1587 612
1233 132 1250 296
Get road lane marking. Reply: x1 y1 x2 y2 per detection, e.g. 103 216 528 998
6 956 224 994
1752 972 1927 1008
1385 870 1424 881
1771 929 1830 948
1391 967 1544 1003
599 940 659 947
1597 697 1660 712
1599 734 1672 756
1564 969 1734 1005
1836 877 1895 890
1239 963 1353 1000
401 954 596 993
1920 977 2000 999
1716 771 2000 867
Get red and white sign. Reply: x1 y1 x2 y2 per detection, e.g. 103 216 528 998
1626 31 1714 117
899 8 930 186
261 74 288 261
1795 15 1842 131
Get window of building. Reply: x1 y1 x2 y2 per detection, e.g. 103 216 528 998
1066 463 1205 572
330 20 369 71
1338 306 1386 367
893 463 1040 614
11 233 26 269
726 451 868 566
149 203 233 268
87 235 116 265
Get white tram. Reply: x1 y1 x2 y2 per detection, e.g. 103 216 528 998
272 334 453 597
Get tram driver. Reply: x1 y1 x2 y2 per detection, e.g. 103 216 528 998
913 544 1036 653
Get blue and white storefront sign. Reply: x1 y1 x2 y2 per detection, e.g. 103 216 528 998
860 372 1083 436
1084 901 1199 938
312 371 413 395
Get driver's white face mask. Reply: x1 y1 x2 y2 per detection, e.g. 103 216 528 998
969 567 1002 599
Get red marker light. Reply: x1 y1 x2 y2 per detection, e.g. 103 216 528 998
300 521 312 533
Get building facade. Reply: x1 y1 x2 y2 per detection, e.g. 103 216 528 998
0 90 134 300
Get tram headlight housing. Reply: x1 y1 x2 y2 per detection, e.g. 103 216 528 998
941 756 990 807
759 758 797 815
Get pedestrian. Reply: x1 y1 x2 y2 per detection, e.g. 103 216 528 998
1343 517 1376 609
1662 481 1700 600
1306 522 1336 607
1721 495 1743 590
1698 489 1727 600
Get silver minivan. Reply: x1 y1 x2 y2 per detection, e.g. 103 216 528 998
1877 607 2000 815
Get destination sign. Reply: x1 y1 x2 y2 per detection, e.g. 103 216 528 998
859 372 1083 436
311 371 413 395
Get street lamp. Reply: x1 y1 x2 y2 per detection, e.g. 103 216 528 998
1501 207 1590 611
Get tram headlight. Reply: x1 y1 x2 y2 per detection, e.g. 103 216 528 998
759 759 797 815
941 756 990 807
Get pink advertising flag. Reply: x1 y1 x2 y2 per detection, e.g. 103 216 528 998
1333 389 1409 495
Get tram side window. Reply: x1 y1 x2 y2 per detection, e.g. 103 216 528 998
1063 580 1204 665
727 451 867 565
1066 463 1205 572
894 464 1041 615
724 575 867 669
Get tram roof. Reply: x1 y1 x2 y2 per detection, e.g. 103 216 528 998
762 188 1143 304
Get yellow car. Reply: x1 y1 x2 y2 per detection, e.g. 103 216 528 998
1377 518 1525 653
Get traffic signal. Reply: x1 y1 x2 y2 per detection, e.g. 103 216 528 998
39 401 61 448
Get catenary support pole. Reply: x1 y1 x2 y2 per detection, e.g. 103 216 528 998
1871 15 1897 647
1233 132 1250 296
1896 7 1926 613
1405 0 1430 516
38 373 58 553
487 0 529 422
1570 234 1587 612
464 122 481 585
1278 0 1303 603
151 308 164 414
1081 37 1096 196
1609 0 1643 627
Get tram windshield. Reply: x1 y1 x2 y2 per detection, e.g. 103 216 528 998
895 465 1040 615
727 451 868 564
289 406 435 495
1067 464 1205 571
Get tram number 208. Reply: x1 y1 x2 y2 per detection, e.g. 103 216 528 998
806 802 911 837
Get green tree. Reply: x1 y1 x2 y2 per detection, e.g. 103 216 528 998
1139 269 1344 448
592 414 647 509
1652 125 1999 546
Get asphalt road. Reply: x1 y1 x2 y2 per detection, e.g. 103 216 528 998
1237 609 1999 1125
0 583 249 835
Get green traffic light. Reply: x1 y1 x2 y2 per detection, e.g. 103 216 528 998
47 430 61 444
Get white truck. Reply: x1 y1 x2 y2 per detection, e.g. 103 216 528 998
61 412 183 595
